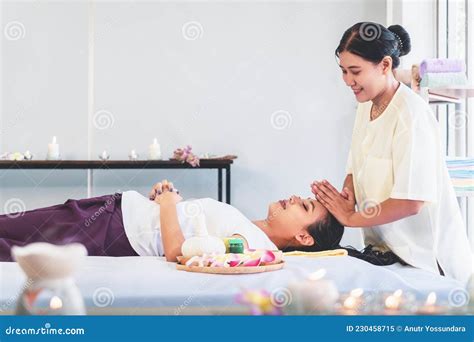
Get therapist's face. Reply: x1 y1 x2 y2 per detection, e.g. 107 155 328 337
266 195 328 248
338 51 388 103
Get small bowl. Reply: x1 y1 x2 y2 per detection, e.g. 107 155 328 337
12 243 87 280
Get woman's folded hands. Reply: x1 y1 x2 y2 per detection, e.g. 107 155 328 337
149 179 182 205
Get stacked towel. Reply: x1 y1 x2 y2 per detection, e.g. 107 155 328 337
446 158 474 194
419 58 465 77
419 58 467 88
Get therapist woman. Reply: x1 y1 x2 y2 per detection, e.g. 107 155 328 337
311 22 472 284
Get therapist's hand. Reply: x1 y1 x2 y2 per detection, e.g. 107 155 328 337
311 180 356 226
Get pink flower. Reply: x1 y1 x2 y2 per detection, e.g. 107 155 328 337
173 145 200 167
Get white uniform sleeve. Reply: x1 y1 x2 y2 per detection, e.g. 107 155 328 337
390 111 438 203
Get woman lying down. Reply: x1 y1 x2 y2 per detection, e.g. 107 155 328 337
0 179 402 266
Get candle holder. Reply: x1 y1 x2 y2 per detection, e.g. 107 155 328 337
335 288 378 315
128 149 139 161
12 243 87 315
413 292 455 315
370 289 417 315
284 269 339 315
99 150 110 161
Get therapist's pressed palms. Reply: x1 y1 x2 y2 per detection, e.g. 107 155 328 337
311 180 356 227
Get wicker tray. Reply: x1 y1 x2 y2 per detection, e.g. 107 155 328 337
176 261 285 274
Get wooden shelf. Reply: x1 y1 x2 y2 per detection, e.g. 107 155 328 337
430 87 474 99
0 159 234 170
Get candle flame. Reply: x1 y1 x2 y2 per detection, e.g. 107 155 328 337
343 296 358 309
350 288 364 297
49 296 63 310
394 289 403 297
426 292 437 306
308 269 326 280
385 295 401 310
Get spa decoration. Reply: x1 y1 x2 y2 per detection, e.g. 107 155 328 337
0 151 33 160
46 136 60 160
180 214 226 258
173 145 200 167
200 153 217 159
12 242 87 315
365 289 416 315
128 149 139 161
415 292 444 315
337 288 366 315
222 237 245 253
285 269 339 314
24 150 33 160
148 138 162 160
235 289 282 315
1 152 27 161
181 249 279 268
176 249 284 274
99 150 110 161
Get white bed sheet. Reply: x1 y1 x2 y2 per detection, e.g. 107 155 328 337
0 255 464 310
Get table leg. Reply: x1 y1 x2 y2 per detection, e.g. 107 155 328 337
218 168 223 202
225 165 231 204
87 169 93 198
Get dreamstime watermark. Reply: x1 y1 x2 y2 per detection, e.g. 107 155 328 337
182 21 203 40
92 287 115 308
270 110 292 130
359 198 382 218
182 200 204 219
4 322 85 336
174 276 212 315
359 22 382 42
4 21 26 41
84 193 121 228
93 110 115 130
448 110 467 130
3 198 26 218
448 287 470 308
270 287 292 307
0 278 34 313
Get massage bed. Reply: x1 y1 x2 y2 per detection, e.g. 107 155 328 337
0 255 464 315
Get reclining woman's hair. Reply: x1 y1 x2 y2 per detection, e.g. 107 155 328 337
282 213 407 266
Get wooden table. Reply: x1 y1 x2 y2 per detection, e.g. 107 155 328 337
0 159 234 204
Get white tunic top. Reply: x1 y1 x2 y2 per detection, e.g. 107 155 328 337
346 82 472 284
120 190 277 256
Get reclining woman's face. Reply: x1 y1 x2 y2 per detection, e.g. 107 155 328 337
266 195 329 249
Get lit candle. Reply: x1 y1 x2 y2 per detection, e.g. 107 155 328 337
49 296 63 310
340 288 364 315
148 138 162 160
287 269 339 314
417 292 442 315
128 149 139 161
384 289 404 314
47 136 60 160
99 150 110 161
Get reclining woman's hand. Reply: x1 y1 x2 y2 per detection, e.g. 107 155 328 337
311 180 356 227
151 180 183 205
149 180 179 200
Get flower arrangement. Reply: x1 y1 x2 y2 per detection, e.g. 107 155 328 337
173 145 200 167
235 289 282 315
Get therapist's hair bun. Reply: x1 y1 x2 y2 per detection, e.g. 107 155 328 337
335 22 411 69
388 24 411 57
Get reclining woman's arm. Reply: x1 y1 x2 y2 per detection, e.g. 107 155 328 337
153 180 184 262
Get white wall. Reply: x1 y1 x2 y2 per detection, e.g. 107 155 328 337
0 0 389 248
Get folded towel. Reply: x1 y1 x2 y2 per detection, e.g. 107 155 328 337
283 249 348 258
419 58 465 77
420 72 468 88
